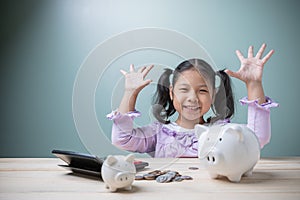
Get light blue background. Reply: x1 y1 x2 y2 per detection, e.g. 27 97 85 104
1 0 299 157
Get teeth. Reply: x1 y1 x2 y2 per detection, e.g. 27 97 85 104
184 106 200 110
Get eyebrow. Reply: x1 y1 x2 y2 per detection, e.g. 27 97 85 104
177 83 208 87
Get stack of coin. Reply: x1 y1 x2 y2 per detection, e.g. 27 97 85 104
135 169 192 183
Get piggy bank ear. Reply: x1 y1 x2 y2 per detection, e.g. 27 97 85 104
125 154 135 163
106 155 117 166
194 124 209 138
226 125 244 142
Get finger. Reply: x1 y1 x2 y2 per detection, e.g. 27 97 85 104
142 65 154 77
248 45 254 58
129 64 135 72
120 69 127 76
224 69 240 79
261 49 275 64
235 50 244 61
141 79 152 87
138 66 146 73
255 43 266 59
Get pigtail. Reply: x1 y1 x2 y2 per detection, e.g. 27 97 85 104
211 69 235 122
152 68 175 124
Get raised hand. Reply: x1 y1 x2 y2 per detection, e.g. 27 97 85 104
225 43 274 84
225 44 274 104
118 64 154 113
120 64 154 94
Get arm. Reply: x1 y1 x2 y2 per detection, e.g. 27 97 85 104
225 44 277 147
239 96 278 148
108 64 156 153
107 111 158 153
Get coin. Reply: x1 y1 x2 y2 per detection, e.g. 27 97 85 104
156 171 177 183
134 169 192 183
173 176 184 182
180 175 193 180
135 175 144 180
143 173 156 180
156 175 169 183
188 166 199 170
149 170 161 175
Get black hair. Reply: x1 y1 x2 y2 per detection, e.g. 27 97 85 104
152 58 234 124
214 69 235 120
152 68 175 123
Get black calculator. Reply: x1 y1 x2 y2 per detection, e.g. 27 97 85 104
52 149 149 178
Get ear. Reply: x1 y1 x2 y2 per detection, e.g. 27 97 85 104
169 85 173 101
226 125 244 142
106 155 117 166
194 124 209 138
125 154 135 163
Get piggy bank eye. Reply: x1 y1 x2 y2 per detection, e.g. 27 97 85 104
219 138 222 142
207 137 210 141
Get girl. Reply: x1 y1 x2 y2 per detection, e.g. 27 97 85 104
107 44 278 158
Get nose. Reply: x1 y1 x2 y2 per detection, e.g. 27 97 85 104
115 172 133 183
206 152 219 165
187 90 199 103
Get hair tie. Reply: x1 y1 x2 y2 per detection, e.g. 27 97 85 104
169 72 174 86
215 73 221 89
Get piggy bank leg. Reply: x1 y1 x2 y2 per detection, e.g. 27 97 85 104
109 187 117 192
105 184 117 192
124 186 132 191
243 168 253 177
208 172 219 179
227 174 242 182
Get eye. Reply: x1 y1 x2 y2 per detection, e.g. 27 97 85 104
179 88 188 92
219 138 222 142
207 137 210 141
199 89 208 93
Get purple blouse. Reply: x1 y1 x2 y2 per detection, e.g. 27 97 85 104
107 97 278 158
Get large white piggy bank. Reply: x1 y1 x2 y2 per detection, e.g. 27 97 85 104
101 154 136 192
195 123 260 182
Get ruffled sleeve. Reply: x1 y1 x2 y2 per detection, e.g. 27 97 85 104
106 110 142 134
239 96 279 110
106 110 158 154
106 110 141 120
240 96 279 148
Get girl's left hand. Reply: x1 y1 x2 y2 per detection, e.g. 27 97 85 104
225 43 274 84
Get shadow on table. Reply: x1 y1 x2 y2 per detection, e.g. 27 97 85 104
65 172 103 181
212 171 275 184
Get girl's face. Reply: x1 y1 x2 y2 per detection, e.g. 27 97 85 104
170 69 213 129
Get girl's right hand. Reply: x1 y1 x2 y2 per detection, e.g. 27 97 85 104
120 64 154 95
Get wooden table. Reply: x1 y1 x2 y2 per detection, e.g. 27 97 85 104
0 157 300 200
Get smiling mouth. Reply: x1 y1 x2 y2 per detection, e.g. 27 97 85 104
183 105 200 111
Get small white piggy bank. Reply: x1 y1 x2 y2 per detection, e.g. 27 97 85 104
101 154 136 192
196 123 260 182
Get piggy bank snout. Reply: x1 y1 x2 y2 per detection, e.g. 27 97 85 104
206 150 223 165
114 172 134 183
